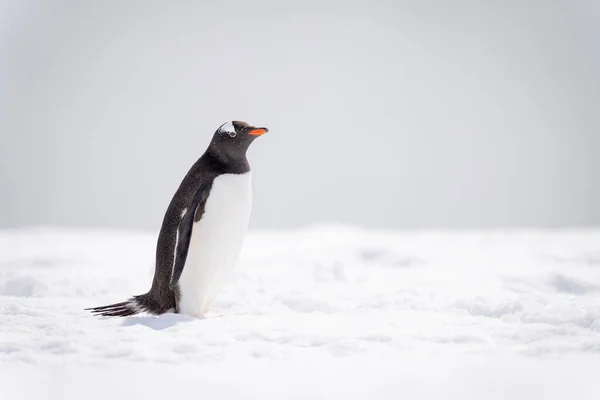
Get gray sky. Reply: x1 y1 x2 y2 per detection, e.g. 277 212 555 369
1 0 599 230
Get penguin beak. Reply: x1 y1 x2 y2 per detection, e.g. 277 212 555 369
248 127 268 136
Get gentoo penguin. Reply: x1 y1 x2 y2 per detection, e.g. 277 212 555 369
87 120 268 318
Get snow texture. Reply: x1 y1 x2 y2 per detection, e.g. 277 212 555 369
1 226 599 399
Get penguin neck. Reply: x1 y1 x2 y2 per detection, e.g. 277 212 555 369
205 143 251 174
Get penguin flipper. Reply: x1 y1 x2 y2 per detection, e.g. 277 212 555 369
170 182 212 287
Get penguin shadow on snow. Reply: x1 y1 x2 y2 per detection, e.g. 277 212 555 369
120 313 197 330
120 312 226 330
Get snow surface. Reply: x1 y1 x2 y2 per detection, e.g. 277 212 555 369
1 226 600 399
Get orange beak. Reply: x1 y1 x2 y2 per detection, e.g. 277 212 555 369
248 127 268 136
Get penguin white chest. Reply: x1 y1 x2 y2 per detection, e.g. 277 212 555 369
178 172 252 318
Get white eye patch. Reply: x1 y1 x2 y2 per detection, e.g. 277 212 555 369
219 121 236 137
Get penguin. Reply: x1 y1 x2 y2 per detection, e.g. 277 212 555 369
87 120 268 318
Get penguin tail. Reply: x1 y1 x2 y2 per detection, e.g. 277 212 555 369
86 294 148 317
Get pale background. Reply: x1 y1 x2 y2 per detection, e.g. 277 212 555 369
1 0 599 230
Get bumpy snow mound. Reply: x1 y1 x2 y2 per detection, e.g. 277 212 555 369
1 227 599 399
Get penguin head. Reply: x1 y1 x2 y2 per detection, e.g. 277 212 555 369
217 120 268 140
209 120 268 161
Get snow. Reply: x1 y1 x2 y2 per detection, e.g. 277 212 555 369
1 226 600 399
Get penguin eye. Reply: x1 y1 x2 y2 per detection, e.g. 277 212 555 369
219 121 237 137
